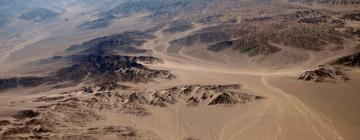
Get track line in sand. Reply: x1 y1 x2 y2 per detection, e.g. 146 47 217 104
261 75 344 140
139 30 345 140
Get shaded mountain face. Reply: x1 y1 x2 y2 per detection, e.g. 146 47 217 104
0 54 174 91
0 31 174 92
170 12 346 56
54 54 173 83
78 15 116 30
298 66 350 82
0 0 119 27
0 14 9 27
332 52 360 67
66 31 155 55
0 84 263 139
1 0 359 88
289 0 360 5
104 0 205 16
1 1 360 139
19 8 59 22
79 0 211 29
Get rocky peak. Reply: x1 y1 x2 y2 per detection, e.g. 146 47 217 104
298 66 350 82
332 52 360 67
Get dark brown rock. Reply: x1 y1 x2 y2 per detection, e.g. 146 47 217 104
12 110 40 119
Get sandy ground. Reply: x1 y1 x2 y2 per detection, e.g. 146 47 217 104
0 6 359 139
0 68 348 140
269 70 360 140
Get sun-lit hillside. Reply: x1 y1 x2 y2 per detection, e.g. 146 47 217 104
0 0 359 140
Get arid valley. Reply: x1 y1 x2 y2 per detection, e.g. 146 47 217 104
0 0 360 140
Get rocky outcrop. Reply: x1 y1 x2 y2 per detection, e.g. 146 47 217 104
65 84 263 113
79 0 203 30
11 110 40 119
0 77 46 91
0 30 175 92
170 29 232 47
208 93 237 105
208 36 281 56
0 117 159 140
131 56 164 64
332 52 360 67
171 9 347 56
162 20 194 33
104 0 206 17
29 84 262 117
19 8 59 22
196 15 224 24
342 12 360 21
78 15 116 30
53 54 174 83
298 16 329 24
0 83 263 139
66 31 155 55
290 0 360 5
0 55 174 92
298 66 350 82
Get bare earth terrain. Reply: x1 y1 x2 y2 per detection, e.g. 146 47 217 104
0 0 360 140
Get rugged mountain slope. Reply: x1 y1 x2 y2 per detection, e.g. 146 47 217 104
0 83 263 139
66 31 155 55
170 9 348 56
0 54 174 91
298 66 350 82
1 0 360 140
0 31 174 92
332 52 360 66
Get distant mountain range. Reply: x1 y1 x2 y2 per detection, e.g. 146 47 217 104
0 0 119 26
289 0 360 5
19 8 59 22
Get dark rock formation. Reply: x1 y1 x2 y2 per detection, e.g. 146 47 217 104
298 16 329 24
170 29 233 47
332 52 360 67
298 66 350 82
208 93 237 105
184 137 201 140
53 54 174 83
0 55 174 92
163 20 193 33
290 0 360 5
0 30 175 92
105 0 200 16
66 31 155 55
244 16 273 22
78 15 116 30
0 83 263 139
208 36 281 56
1 118 152 140
0 77 46 91
131 56 164 64
350 29 360 38
0 120 10 126
171 11 346 56
196 14 224 24
31 84 261 117
19 8 59 22
79 0 205 30
342 12 360 21
33 96 65 103
11 110 40 119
